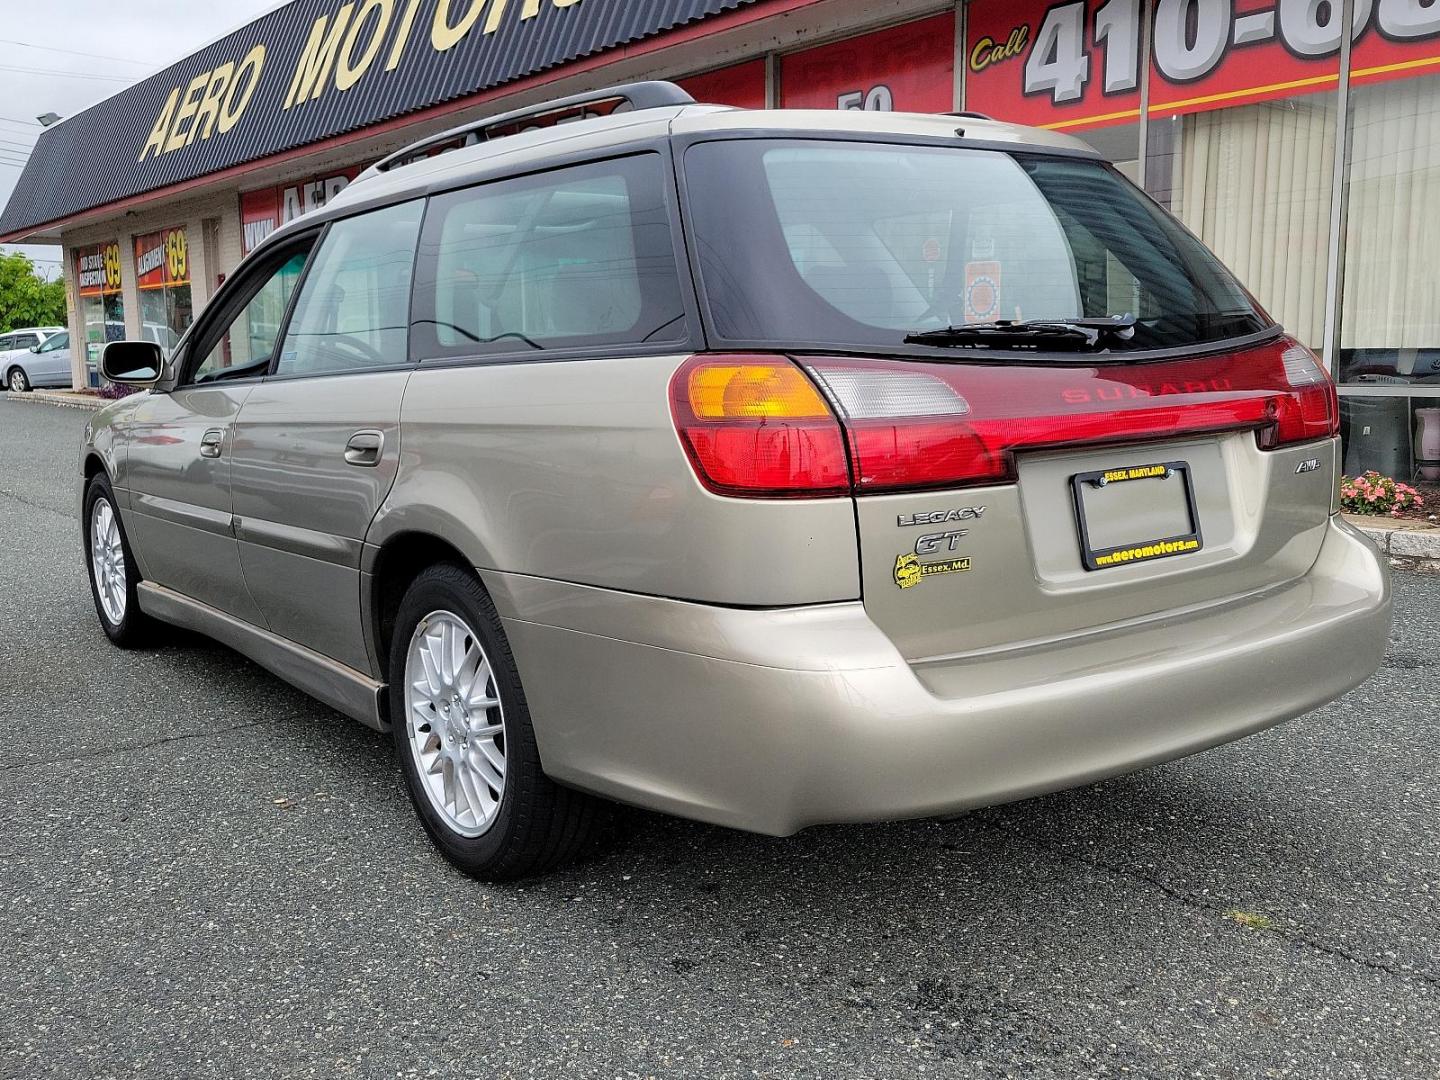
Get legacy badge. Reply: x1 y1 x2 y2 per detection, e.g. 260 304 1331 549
897 506 986 527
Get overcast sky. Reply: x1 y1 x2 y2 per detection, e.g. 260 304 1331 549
2 1 284 276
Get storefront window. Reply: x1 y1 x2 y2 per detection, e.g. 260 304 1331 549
133 226 191 354
1335 69 1440 479
1337 72 1440 388
1341 395 1440 481
73 241 124 375
779 13 955 111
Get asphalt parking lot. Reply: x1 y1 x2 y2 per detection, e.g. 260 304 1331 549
1 395 1436 1080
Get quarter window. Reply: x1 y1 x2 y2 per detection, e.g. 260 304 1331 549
412 155 686 360
275 199 424 377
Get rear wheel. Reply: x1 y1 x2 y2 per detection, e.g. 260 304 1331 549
7 368 29 393
388 564 604 880
84 474 156 647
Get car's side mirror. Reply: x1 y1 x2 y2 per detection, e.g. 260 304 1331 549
101 341 163 386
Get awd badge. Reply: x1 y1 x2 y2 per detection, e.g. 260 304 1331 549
894 552 972 589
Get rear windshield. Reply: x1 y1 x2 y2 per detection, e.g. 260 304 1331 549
683 139 1270 354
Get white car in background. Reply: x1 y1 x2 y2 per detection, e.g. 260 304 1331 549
1 327 69 392
105 321 181 356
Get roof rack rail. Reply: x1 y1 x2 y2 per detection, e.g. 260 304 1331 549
944 110 993 120
362 80 696 178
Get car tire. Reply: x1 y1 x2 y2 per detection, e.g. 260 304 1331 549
83 473 157 648
388 564 605 880
7 368 29 393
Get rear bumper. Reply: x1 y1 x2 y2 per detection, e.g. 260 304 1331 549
484 516 1391 836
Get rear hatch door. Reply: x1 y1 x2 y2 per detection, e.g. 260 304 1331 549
799 341 1340 661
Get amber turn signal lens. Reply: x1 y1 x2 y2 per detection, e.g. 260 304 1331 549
669 355 850 498
687 363 831 420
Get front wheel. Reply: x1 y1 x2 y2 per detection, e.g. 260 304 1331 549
389 564 605 880
7 368 30 393
83 474 156 647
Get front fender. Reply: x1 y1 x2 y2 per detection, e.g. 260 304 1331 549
80 392 151 510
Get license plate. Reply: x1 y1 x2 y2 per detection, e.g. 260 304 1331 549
1071 461 1202 572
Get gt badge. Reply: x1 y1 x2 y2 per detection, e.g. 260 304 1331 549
894 552 972 589
915 529 967 555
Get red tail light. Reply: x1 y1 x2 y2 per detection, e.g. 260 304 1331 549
669 354 850 496
670 340 1338 498
810 337 1338 493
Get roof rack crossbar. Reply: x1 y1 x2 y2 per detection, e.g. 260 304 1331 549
364 80 696 177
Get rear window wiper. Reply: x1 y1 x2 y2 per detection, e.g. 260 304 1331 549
904 314 1137 351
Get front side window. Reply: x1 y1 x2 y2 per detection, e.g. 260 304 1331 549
275 199 424 377
684 140 1268 355
412 154 686 360
38 332 68 353
191 247 312 384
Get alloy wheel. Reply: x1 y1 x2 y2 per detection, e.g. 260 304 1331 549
90 497 126 625
403 610 507 837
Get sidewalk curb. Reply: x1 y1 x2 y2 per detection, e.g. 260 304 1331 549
2 390 106 412
1345 516 1440 572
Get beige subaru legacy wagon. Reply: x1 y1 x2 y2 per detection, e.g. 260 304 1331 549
83 82 1391 879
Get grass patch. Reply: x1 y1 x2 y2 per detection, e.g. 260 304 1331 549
1225 909 1274 931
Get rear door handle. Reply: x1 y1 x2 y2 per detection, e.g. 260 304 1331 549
199 429 224 459
344 430 385 467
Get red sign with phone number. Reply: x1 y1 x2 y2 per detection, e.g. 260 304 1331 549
967 0 1440 131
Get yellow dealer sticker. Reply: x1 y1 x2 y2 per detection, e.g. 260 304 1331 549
894 552 972 589
1092 537 1201 568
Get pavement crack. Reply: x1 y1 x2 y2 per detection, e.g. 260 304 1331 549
1383 653 1437 670
1011 830 1440 994
0 714 299 773
0 483 76 522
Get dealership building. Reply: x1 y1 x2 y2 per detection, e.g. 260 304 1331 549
2 0 1439 478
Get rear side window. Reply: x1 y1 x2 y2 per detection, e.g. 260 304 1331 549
275 199 423 378
412 154 686 360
